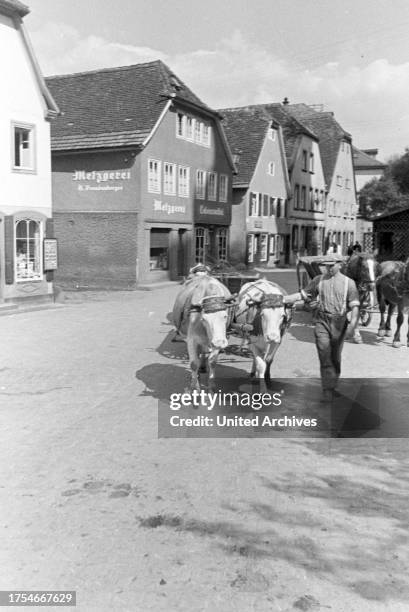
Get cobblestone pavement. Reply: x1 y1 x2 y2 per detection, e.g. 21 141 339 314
0 275 408 611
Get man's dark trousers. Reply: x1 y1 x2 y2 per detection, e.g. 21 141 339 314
314 312 348 391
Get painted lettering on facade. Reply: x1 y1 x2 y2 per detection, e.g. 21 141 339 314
199 205 225 216
73 170 131 183
154 200 186 215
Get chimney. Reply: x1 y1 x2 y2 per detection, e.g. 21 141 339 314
282 97 289 106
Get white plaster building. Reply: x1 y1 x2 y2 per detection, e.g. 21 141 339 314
0 0 59 304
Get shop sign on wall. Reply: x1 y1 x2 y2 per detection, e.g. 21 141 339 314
73 169 131 192
153 200 186 215
199 205 225 216
43 238 58 270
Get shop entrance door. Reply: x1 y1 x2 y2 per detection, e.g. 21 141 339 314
177 229 186 276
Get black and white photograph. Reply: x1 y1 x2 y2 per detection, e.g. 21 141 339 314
1 0 409 610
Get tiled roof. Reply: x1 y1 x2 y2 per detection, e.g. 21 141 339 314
240 103 318 168
286 104 351 186
0 0 29 17
46 60 212 151
218 106 272 186
352 146 386 170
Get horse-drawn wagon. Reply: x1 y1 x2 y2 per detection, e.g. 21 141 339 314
296 254 376 327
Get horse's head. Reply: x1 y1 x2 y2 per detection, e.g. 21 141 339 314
190 277 234 350
346 252 377 290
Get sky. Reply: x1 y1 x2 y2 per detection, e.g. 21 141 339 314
24 0 409 162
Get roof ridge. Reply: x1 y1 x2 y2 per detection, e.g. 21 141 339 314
46 59 164 81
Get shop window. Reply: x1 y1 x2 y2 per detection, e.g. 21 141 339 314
150 229 169 270
219 174 228 202
178 166 190 197
196 170 206 199
148 159 161 193
15 218 42 281
163 162 176 195
217 228 228 261
208 172 217 201
13 123 35 171
260 234 268 261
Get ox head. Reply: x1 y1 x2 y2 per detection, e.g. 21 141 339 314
247 293 286 344
191 295 235 349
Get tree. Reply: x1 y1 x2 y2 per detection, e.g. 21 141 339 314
389 148 409 193
359 175 408 217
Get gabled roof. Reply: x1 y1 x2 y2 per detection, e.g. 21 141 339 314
46 61 217 152
286 103 351 186
237 103 318 168
0 0 29 18
218 106 272 186
352 146 386 171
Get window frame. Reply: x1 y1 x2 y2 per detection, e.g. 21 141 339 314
207 171 217 201
163 162 177 196
12 122 36 173
219 174 228 203
178 165 190 198
14 217 43 282
147 159 162 194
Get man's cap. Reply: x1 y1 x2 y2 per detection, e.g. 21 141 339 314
321 257 343 265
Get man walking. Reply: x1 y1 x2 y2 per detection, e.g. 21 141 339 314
284 258 360 401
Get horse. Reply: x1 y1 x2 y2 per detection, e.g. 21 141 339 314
233 279 292 383
343 252 378 342
172 274 234 391
376 259 409 348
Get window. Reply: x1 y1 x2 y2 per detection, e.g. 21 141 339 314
13 124 35 171
309 188 314 210
194 120 201 143
345 178 350 189
336 175 343 187
260 234 268 261
208 172 217 201
257 193 263 217
219 174 228 202
196 170 206 199
284 199 288 218
186 116 194 140
309 153 314 173
269 197 275 216
292 225 299 249
163 162 176 195
195 227 208 262
178 166 190 197
301 186 306 210
263 194 269 217
302 150 308 171
148 159 161 193
247 234 255 263
268 162 275 176
249 192 258 217
176 113 185 137
276 198 282 218
202 124 211 147
294 184 300 209
268 128 276 141
150 228 169 270
15 219 42 281
217 228 228 261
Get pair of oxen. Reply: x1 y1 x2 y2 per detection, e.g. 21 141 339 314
172 274 292 391
172 254 409 391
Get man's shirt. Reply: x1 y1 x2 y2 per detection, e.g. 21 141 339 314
301 272 360 316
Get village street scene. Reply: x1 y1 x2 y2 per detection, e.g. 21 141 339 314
2 0 409 610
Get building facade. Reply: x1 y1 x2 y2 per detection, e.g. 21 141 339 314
46 61 234 287
287 105 358 255
353 147 386 251
0 0 58 304
220 106 291 267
